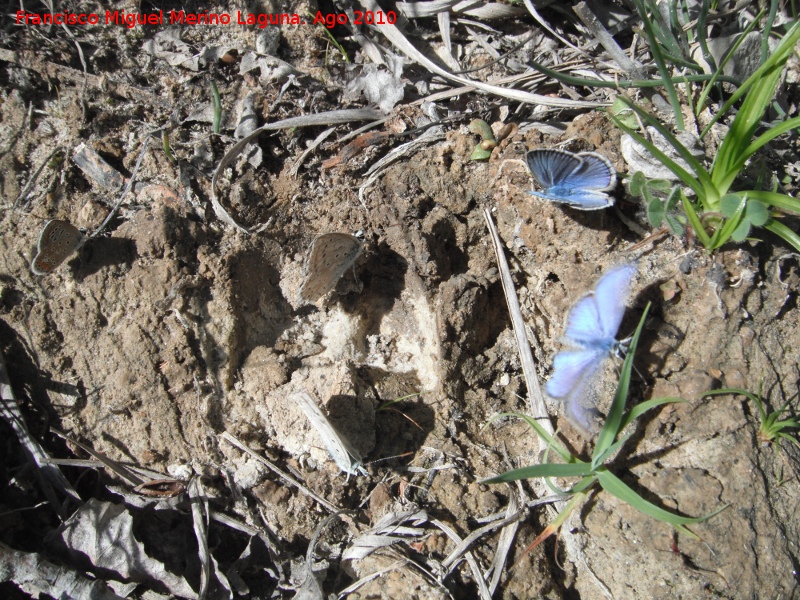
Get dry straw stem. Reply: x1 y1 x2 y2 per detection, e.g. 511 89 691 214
49 429 145 486
357 0 603 109
220 431 340 513
432 519 493 600
211 108 383 232
0 351 80 509
188 478 213 599
482 208 550 427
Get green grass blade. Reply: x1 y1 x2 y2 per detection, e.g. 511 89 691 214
482 461 594 484
744 190 800 214
596 468 727 538
592 431 634 470
702 21 800 139
377 392 421 411
764 220 800 253
712 65 785 194
680 193 713 247
610 113 704 197
594 304 651 461
695 10 762 114
709 194 746 249
484 412 573 462
612 98 713 193
704 387 757 401
741 116 800 159
526 58 737 90
568 475 599 494
621 397 686 430
632 0 684 129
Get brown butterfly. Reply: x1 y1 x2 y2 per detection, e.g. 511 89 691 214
30 220 85 275
298 233 362 303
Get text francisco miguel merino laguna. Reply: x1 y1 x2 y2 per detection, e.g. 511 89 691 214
14 10 351 28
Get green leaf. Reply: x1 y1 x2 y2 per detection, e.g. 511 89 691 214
664 186 681 211
702 21 800 139
710 22 800 191
745 190 800 214
720 194 745 218
630 171 647 195
484 412 572 462
730 219 752 242
592 431 634 470
648 179 672 192
665 214 685 236
470 144 492 161
745 200 769 227
468 119 495 142
710 195 746 249
743 115 800 160
610 98 712 199
632 0 684 129
611 97 639 129
647 197 665 227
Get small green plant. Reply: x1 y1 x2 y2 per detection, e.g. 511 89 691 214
483 305 723 552
610 21 800 252
468 119 496 161
377 392 421 412
629 172 685 236
705 387 800 450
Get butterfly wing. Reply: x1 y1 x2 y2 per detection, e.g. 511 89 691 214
526 149 582 189
31 220 84 275
529 188 614 210
298 233 362 303
570 153 616 191
593 263 637 341
562 292 606 349
526 150 615 210
295 392 364 476
561 368 603 431
545 349 605 399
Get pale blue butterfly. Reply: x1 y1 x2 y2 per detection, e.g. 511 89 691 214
546 264 637 428
526 149 616 210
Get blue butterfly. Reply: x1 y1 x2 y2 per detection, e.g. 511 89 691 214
526 149 617 210
546 264 638 428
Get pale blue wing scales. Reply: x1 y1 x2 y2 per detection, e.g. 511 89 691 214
571 152 617 191
545 349 605 399
593 264 637 340
530 188 614 210
563 294 605 348
562 372 599 431
526 149 582 188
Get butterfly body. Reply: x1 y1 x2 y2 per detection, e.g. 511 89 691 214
546 264 637 427
526 149 616 210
